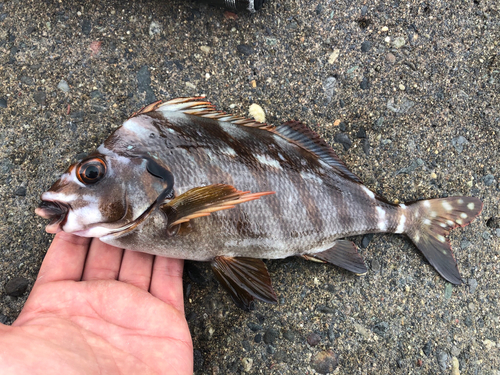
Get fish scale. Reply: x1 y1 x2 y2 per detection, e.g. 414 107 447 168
36 97 483 310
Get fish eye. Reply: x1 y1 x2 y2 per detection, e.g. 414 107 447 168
77 157 107 185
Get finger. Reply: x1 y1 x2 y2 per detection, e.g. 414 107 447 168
118 250 154 290
150 257 185 312
82 239 123 281
35 232 91 286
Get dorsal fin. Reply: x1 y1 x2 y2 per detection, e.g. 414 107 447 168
275 121 362 183
129 100 163 119
143 97 361 183
155 96 274 131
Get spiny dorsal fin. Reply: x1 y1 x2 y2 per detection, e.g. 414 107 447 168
155 96 274 131
145 98 361 183
275 121 362 183
129 100 163 119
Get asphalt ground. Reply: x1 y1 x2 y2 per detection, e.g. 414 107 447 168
0 0 499 373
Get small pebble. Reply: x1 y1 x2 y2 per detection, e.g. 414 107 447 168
33 91 46 105
149 21 162 36
200 45 210 54
399 83 405 91
362 139 370 155
451 136 468 154
444 283 453 299
483 339 496 350
486 217 500 228
451 346 461 357
430 172 437 179
316 305 335 314
423 341 432 356
254 334 262 343
468 278 478 294
242 340 251 352
381 26 389 32
361 233 374 248
437 351 449 372
356 127 366 138
482 174 495 186
372 321 388 336
360 76 370 90
371 259 381 272
307 332 321 346
328 49 340 64
0 314 8 324
81 19 91 35
14 186 26 196
0 97 7 108
137 65 156 103
247 322 262 332
311 350 338 374
361 41 372 52
57 79 70 93
496 228 500 237
323 76 337 103
451 357 460 375
5 276 29 297
248 103 265 123
282 330 295 342
263 328 279 345
237 44 254 56
242 358 253 372
393 36 406 48
334 133 352 151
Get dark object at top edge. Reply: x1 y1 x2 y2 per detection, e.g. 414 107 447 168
195 0 266 12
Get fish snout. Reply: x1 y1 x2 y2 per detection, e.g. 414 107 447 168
35 200 70 233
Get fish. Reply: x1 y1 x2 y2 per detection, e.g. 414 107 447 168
35 97 483 310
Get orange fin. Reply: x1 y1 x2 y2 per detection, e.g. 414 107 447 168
128 100 163 119
211 256 278 311
303 240 367 275
161 184 274 227
156 97 274 130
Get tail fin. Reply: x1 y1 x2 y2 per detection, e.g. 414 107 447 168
405 197 483 284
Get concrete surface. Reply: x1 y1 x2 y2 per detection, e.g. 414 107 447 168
0 0 499 373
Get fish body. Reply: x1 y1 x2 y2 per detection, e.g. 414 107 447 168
36 97 483 310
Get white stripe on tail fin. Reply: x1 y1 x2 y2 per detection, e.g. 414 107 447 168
404 197 483 284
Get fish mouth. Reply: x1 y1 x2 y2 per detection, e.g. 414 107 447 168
35 200 70 234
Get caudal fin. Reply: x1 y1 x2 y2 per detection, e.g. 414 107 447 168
405 197 483 284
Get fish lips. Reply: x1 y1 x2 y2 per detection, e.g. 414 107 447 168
35 200 70 234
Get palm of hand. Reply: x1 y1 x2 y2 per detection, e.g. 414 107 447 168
1 233 193 375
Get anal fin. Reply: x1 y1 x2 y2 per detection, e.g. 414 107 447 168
303 240 367 275
211 256 278 311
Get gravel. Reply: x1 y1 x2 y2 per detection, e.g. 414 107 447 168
0 0 498 374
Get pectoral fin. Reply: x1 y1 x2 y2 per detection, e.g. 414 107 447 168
211 256 278 311
161 184 274 227
303 240 367 275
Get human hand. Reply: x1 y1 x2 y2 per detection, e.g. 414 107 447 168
0 232 193 375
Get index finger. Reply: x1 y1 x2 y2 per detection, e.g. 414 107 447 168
34 232 91 287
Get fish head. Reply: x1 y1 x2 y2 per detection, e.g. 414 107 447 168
35 148 173 238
